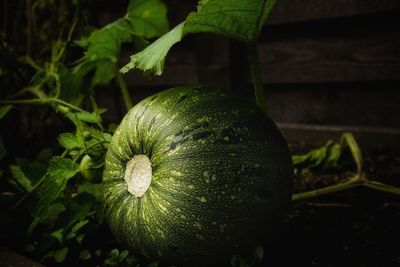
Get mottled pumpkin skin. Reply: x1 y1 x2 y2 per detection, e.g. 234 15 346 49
103 86 293 264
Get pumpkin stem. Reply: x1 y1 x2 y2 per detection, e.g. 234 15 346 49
247 43 267 114
124 155 152 197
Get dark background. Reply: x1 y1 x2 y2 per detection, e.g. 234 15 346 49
94 0 400 131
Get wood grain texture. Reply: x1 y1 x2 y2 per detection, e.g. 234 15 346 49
278 123 400 150
0 247 45 267
122 29 400 86
258 31 400 83
267 0 400 24
119 3 400 86
265 83 400 127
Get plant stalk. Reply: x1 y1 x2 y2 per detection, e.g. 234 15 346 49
364 180 400 195
0 98 85 112
247 43 267 113
292 175 361 202
117 73 133 111
11 173 47 211
292 174 400 202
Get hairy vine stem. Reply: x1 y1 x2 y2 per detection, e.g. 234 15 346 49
117 72 133 112
292 173 400 202
247 43 267 113
0 98 85 113
72 140 109 163
11 173 47 211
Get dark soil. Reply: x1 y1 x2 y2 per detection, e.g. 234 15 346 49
265 189 400 267
270 143 400 267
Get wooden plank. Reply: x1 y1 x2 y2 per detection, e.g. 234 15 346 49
0 247 44 267
122 29 400 86
258 31 400 83
268 0 400 25
121 34 231 88
195 34 230 88
120 11 400 86
96 0 400 27
265 83 400 127
277 123 400 151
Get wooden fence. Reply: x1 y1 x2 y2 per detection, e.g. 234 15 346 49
97 0 400 127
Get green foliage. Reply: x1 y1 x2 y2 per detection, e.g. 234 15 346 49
58 133 81 150
127 0 169 38
69 0 169 102
49 247 69 263
75 110 104 124
341 132 363 175
121 22 185 75
0 105 12 119
79 249 92 261
79 154 103 182
86 19 139 63
102 248 158 267
292 132 363 174
292 141 342 170
104 249 130 266
9 155 49 193
78 182 103 202
184 0 278 42
9 165 34 192
1 0 169 110
33 157 80 217
77 18 144 88
231 246 264 267
121 0 278 75
0 2 170 265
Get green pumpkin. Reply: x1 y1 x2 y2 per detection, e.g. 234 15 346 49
103 85 293 264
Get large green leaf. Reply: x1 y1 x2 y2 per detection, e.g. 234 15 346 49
34 157 80 217
292 141 342 170
121 0 278 75
184 0 278 42
64 19 146 99
120 22 185 75
9 157 48 192
65 219 89 240
66 112 85 147
91 60 117 85
62 0 169 96
292 132 363 173
9 165 34 192
43 202 66 223
58 62 95 103
78 182 103 202
87 19 139 63
86 0 168 62
42 247 69 263
54 193 95 231
75 111 102 124
58 133 81 150
127 0 169 39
